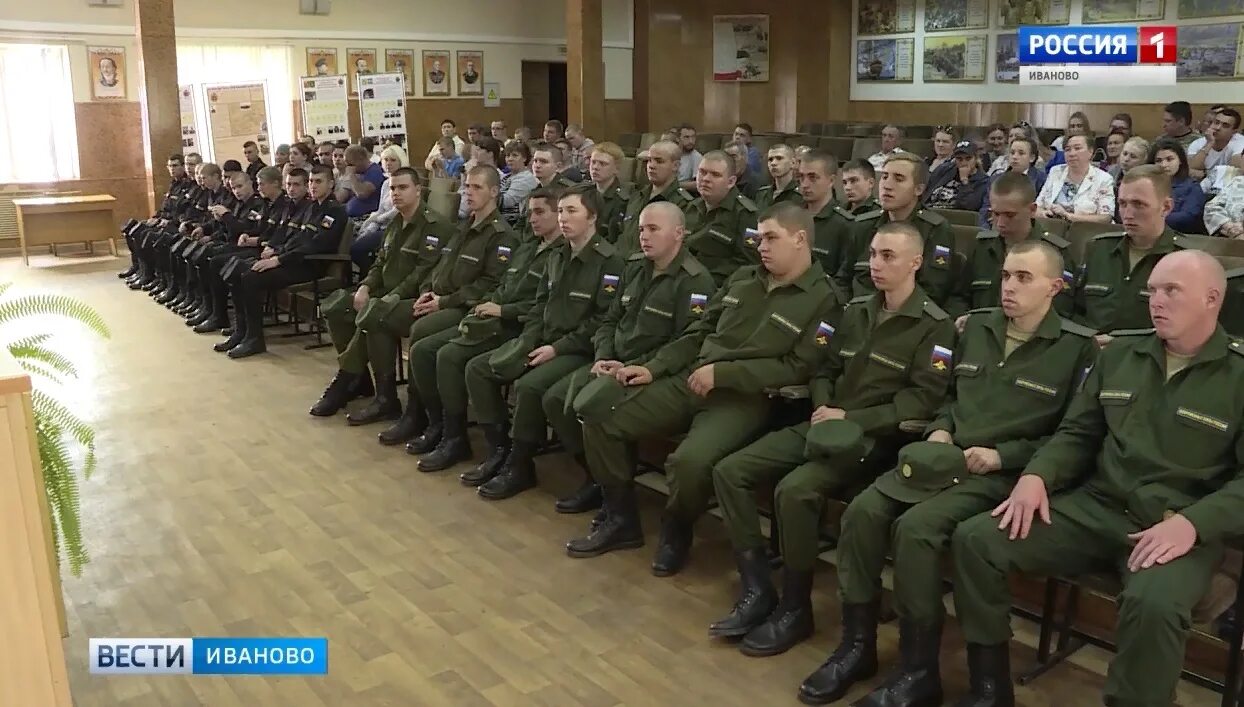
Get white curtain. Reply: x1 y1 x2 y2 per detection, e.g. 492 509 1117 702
176 43 294 163
0 44 79 182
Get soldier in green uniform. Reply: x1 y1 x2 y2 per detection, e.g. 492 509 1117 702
835 152 957 307
564 202 844 574
309 168 454 419
684 150 761 285
456 187 624 498
950 250 1244 707
797 242 1096 706
839 159 880 214
709 221 955 658
531 143 579 191
754 144 801 210
540 202 717 515
407 188 563 473
799 149 857 281
617 140 695 255
947 172 1077 320
1075 165 1185 347
587 141 632 244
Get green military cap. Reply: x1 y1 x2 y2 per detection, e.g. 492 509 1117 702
805 419 867 462
355 293 403 330
320 288 355 317
572 375 629 421
873 441 966 504
456 313 503 342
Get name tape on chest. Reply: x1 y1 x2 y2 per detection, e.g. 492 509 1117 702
1015 377 1058 397
722 294 740 306
870 351 907 371
954 362 980 374
1176 406 1229 432
642 305 673 319
708 228 732 244
768 312 803 335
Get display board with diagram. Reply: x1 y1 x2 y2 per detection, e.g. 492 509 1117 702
202 82 271 165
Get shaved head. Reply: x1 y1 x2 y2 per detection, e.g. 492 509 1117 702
1148 250 1225 346
1008 240 1063 279
640 200 686 228
648 140 680 162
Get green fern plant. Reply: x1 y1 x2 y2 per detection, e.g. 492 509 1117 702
0 281 109 576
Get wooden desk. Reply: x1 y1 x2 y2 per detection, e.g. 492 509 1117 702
13 194 117 266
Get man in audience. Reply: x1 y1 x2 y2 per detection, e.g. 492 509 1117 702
1199 105 1227 135
543 119 564 143
531 143 578 191
343 144 387 271
456 188 623 496
1075 165 1184 344
1189 108 1243 194
465 123 485 150
1109 112 1133 138
837 152 956 307
732 123 762 175
950 249 1244 707
709 221 953 658
243 141 266 185
565 123 595 173
1206 175 1244 238
315 142 334 168
490 120 508 142
617 140 694 254
540 201 717 514
185 170 271 330
683 150 760 284
724 139 762 200
565 202 842 574
120 153 193 283
553 138 584 183
224 165 346 359
839 159 879 213
755 144 801 210
430 137 464 178
135 158 205 293
500 141 539 225
458 136 504 222
798 149 856 280
156 162 227 308
310 168 455 420
868 124 905 171
587 141 632 244
1160 100 1200 151
274 144 291 167
949 172 1075 319
676 123 703 192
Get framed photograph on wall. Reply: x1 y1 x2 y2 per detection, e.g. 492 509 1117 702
385 49 415 96
857 0 916 35
88 46 126 100
856 38 915 82
422 49 450 96
456 50 484 95
1082 0 1165 23
306 47 338 77
1178 0 1240 19
346 48 377 98
995 34 1020 82
922 34 987 82
924 0 989 32
712 15 769 82
1177 23 1244 80
998 0 1070 28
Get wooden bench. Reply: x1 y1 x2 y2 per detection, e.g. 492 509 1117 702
13 194 117 266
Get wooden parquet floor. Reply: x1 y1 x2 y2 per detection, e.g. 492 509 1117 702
3 254 1221 706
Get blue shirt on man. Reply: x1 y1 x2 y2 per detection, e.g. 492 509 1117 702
346 162 385 218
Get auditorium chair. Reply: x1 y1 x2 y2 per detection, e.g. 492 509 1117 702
934 208 982 227
790 135 820 150
617 157 636 184
1065 221 1120 262
817 137 856 164
283 219 357 349
904 125 935 140
901 138 935 160
850 138 882 162
428 176 456 194
696 134 724 155
426 190 461 223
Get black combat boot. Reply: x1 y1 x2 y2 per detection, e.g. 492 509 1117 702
554 454 602 513
740 567 815 657
214 308 246 352
477 440 537 500
417 414 472 472
651 515 693 576
797 601 880 704
378 396 425 445
952 643 1013 707
406 402 443 455
309 370 363 417
226 296 266 359
853 619 944 707
346 371 401 425
566 485 644 558
459 422 510 487
708 548 780 638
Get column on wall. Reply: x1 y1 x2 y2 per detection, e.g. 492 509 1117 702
566 0 605 135
134 0 182 210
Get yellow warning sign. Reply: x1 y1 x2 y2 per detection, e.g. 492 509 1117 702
483 81 500 107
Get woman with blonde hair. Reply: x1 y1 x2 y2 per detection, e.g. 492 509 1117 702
355 143 411 248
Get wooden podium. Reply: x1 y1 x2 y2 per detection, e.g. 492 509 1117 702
0 350 72 706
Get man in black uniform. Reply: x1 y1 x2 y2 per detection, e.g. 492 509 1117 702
119 153 193 283
166 163 234 315
153 163 228 310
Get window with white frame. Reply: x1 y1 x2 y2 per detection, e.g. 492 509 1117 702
0 43 80 182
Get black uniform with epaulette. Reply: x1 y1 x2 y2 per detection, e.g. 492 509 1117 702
186 191 274 331
683 187 761 285
836 208 958 307
946 222 1078 318
133 181 202 293
1072 227 1185 334
157 184 229 308
170 187 242 316
122 175 194 284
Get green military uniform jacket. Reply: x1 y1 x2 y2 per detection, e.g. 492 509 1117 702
424 207 517 310
1025 327 1244 544
684 187 762 285
359 205 453 299
452 234 562 345
810 201 860 284
596 179 633 245
836 208 957 307
810 287 955 437
947 223 1078 318
513 233 625 357
594 247 717 366
617 180 695 255
1073 227 1185 334
754 178 802 211
927 307 1097 469
643 262 845 392
844 198 881 216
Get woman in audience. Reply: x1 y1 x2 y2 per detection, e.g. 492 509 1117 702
1099 128 1127 172
355 144 409 243
928 127 956 173
922 140 987 211
1035 133 1114 223
1110 136 1151 223
988 121 1044 175
1149 138 1207 233
1049 111 1090 153
288 142 313 170
977 136 1047 227
499 140 537 226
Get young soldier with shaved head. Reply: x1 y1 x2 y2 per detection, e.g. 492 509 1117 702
617 140 695 255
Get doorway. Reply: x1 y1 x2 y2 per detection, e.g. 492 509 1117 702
521 61 568 134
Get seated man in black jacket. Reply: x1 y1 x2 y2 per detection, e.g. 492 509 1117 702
921 141 988 213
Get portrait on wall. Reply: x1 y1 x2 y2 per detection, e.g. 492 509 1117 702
306 47 338 78
456 50 484 95
423 49 450 96
385 49 415 96
88 46 126 100
711 15 770 82
346 48 377 98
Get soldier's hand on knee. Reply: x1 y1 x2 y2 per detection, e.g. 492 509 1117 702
1126 514 1197 572
616 365 653 386
927 429 954 444
527 345 557 366
992 474 1050 541
474 302 501 318
964 447 1002 474
687 364 716 397
591 360 623 377
810 406 846 424
352 286 371 311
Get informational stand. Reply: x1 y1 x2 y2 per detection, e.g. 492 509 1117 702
357 72 407 140
299 75 350 141
178 85 201 155
201 81 272 165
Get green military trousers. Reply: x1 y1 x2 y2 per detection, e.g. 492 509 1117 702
411 330 512 417
712 421 880 572
541 365 593 457
581 375 772 523
396 307 467 396
464 352 591 444
836 472 1013 623
952 487 1223 707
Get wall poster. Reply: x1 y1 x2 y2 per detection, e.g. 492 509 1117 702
857 0 916 35
88 46 126 100
856 38 916 81
456 50 484 96
300 75 350 141
358 72 407 139
923 34 988 82
712 15 770 82
203 82 271 166
422 49 450 96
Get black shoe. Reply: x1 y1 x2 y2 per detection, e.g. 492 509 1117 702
460 422 510 486
797 601 880 704
156 288 178 305
951 643 1013 707
309 370 362 417
227 338 266 358
566 485 644 558
214 325 245 352
740 567 815 657
478 441 537 500
709 548 779 638
406 405 443 455
346 371 401 426
192 313 226 333
853 619 943 707
651 515 693 577
118 265 137 279
554 454 602 513
378 399 426 445
417 414 472 472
